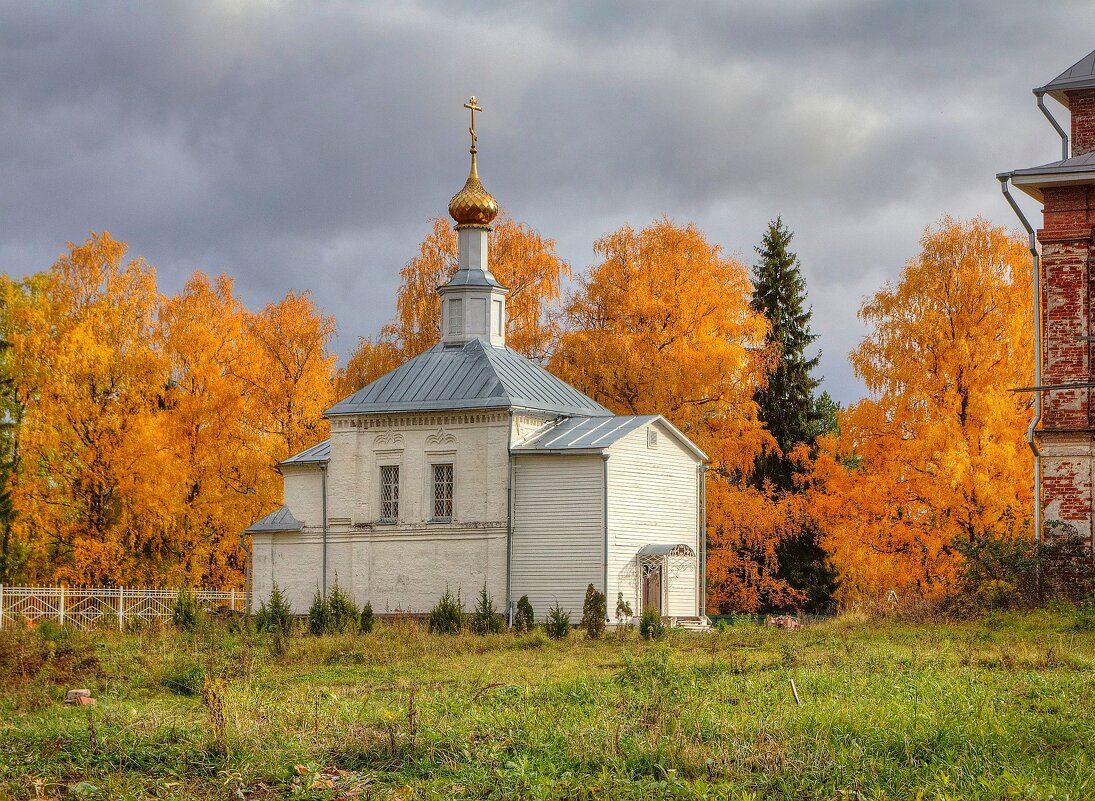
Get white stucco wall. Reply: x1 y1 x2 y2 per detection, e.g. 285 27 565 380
606 420 701 618
257 411 513 614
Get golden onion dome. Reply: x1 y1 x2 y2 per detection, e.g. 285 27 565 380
448 152 499 228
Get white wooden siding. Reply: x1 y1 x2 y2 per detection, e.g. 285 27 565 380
511 454 604 619
606 420 700 617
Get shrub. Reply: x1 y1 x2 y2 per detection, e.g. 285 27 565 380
429 588 464 634
255 583 294 636
545 601 570 640
360 601 375 634
957 524 1095 612
639 606 665 640
308 590 332 636
615 593 634 639
514 595 534 633
1074 598 1095 632
327 580 361 633
172 587 204 631
581 584 607 639
471 584 503 635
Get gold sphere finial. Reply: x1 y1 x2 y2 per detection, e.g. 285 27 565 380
449 96 499 228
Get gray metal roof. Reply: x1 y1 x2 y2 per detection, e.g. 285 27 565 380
513 415 656 451
512 414 708 460
638 543 697 557
280 439 331 466
1008 151 1095 201
245 505 305 533
325 339 611 417
1040 48 1095 104
440 265 505 289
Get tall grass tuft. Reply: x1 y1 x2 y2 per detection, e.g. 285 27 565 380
172 587 204 631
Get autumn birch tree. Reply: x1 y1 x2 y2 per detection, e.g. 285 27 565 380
807 217 1033 603
551 219 801 612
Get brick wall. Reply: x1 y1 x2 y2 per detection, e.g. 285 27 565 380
1038 179 1095 550
1069 89 1095 157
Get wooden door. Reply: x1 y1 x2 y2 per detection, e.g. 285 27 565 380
642 564 663 614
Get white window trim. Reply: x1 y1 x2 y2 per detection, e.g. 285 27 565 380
425 450 457 523
429 462 455 522
378 463 401 524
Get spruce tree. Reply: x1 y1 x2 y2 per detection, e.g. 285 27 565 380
750 217 837 611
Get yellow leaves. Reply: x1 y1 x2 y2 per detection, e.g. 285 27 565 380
551 219 774 478
339 214 570 393
4 234 336 586
807 217 1034 605
551 219 793 612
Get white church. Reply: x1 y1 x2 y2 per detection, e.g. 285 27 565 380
246 100 708 624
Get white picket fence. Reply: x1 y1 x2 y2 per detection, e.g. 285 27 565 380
0 585 247 630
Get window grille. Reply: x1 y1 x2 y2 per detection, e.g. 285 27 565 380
380 465 399 521
647 428 658 448
433 463 454 519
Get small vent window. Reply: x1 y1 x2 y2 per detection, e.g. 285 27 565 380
432 463 454 520
647 428 658 449
380 465 399 521
448 299 463 335
492 299 503 336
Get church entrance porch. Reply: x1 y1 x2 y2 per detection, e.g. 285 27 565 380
636 543 697 617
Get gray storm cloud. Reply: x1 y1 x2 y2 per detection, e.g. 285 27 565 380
0 0 1088 403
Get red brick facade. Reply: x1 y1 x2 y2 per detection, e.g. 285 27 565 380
1035 91 1095 546
1068 89 1095 156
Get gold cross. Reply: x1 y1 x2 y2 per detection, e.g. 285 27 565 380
464 96 482 152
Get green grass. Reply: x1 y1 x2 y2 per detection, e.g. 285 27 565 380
2 610 1094 800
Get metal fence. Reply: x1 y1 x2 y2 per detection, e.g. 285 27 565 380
0 585 247 630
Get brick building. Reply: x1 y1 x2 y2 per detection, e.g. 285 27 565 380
1002 49 1095 548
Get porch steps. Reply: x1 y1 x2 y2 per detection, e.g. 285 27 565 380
669 616 712 632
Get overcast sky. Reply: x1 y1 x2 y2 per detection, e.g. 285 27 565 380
1 1 1090 403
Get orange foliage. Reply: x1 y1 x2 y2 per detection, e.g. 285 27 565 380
550 219 799 612
805 217 1034 604
338 215 570 394
1 234 335 586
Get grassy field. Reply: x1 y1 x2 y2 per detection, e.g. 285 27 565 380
2 610 1094 800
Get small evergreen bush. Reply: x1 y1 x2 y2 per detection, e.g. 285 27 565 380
359 601 375 634
514 595 534 633
639 606 665 640
429 588 464 634
172 587 204 631
327 580 361 633
308 590 332 636
471 584 503 634
581 583 606 639
255 582 294 636
545 601 570 640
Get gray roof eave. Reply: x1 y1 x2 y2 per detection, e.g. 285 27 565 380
1037 48 1095 106
1010 170 1095 202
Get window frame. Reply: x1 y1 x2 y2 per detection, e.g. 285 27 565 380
430 462 455 522
379 464 400 523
